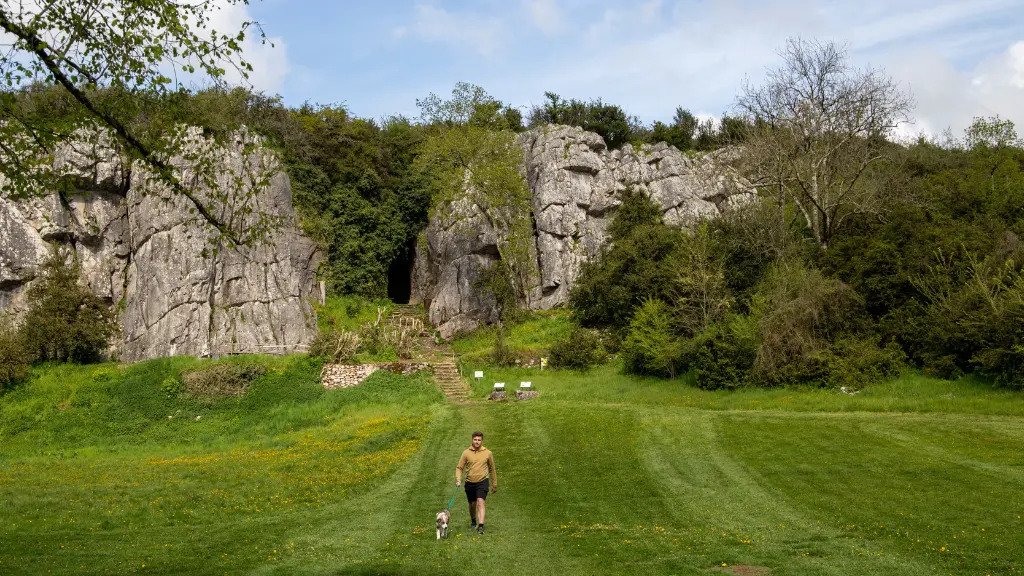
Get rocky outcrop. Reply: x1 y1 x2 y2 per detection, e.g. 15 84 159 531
412 124 755 338
0 127 321 361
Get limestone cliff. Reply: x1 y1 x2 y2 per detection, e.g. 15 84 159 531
411 124 755 338
0 128 320 361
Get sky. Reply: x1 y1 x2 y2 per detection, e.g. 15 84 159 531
222 0 1024 138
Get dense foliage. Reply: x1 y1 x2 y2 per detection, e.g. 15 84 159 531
279 106 430 298
18 248 117 364
568 116 1024 389
549 326 605 370
0 322 29 391
527 92 748 151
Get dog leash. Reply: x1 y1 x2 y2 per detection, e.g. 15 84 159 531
445 483 460 511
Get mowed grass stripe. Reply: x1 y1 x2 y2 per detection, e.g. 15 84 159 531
717 411 1024 574
641 409 943 574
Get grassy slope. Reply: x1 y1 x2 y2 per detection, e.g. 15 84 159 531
1 359 1023 575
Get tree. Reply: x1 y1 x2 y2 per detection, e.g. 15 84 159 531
736 37 914 249
415 83 534 301
528 92 639 149
650 107 699 150
19 247 117 363
0 0 274 246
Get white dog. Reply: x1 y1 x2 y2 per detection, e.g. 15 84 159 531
436 509 450 539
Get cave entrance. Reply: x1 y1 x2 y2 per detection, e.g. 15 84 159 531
387 239 415 304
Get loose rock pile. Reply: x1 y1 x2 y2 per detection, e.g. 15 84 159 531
487 390 540 401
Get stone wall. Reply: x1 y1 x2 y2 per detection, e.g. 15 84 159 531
320 362 431 390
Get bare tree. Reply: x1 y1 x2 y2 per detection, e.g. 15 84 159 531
736 38 914 249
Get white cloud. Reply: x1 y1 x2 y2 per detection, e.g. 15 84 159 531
640 0 663 22
0 0 289 94
486 0 1024 137
893 40 1024 137
847 0 1018 51
525 0 563 35
398 4 507 57
545 0 821 119
202 1 289 94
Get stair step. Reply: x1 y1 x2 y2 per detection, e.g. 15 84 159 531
431 362 469 401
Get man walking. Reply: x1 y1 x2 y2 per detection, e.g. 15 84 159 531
455 431 497 535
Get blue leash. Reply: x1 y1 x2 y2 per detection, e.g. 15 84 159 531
445 483 460 511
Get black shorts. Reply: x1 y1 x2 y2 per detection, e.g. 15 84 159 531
464 479 489 502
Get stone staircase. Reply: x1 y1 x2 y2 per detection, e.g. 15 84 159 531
432 362 469 401
388 303 469 401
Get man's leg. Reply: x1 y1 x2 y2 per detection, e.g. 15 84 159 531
476 498 486 526
468 501 476 525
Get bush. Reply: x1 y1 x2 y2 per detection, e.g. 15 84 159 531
820 338 907 390
690 314 758 390
19 247 117 364
181 362 266 398
549 326 605 370
569 188 687 331
528 92 640 149
621 299 685 378
750 261 866 385
0 323 30 391
160 376 184 397
308 328 361 363
489 325 517 367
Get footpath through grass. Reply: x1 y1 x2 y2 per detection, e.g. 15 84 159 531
1 359 1023 575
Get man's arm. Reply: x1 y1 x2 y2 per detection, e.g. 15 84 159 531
487 452 497 492
455 452 466 486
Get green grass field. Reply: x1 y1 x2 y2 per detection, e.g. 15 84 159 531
2 358 1023 575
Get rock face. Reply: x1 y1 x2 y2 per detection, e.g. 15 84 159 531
0 128 321 361
412 124 755 338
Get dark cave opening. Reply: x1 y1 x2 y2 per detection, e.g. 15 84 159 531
387 239 415 304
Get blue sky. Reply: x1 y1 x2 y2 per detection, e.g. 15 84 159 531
230 0 1024 137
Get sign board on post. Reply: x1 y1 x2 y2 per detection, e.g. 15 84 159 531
520 382 532 389
474 371 484 379
540 357 548 370
493 382 505 391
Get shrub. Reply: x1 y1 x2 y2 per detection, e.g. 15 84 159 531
181 362 266 397
345 299 363 319
388 316 424 360
820 338 907 390
19 247 117 364
0 323 30 391
908 249 1024 387
309 328 361 363
549 326 605 370
669 223 732 337
160 376 184 397
569 188 687 331
489 325 517 367
621 299 685 378
689 314 758 390
750 261 866 385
